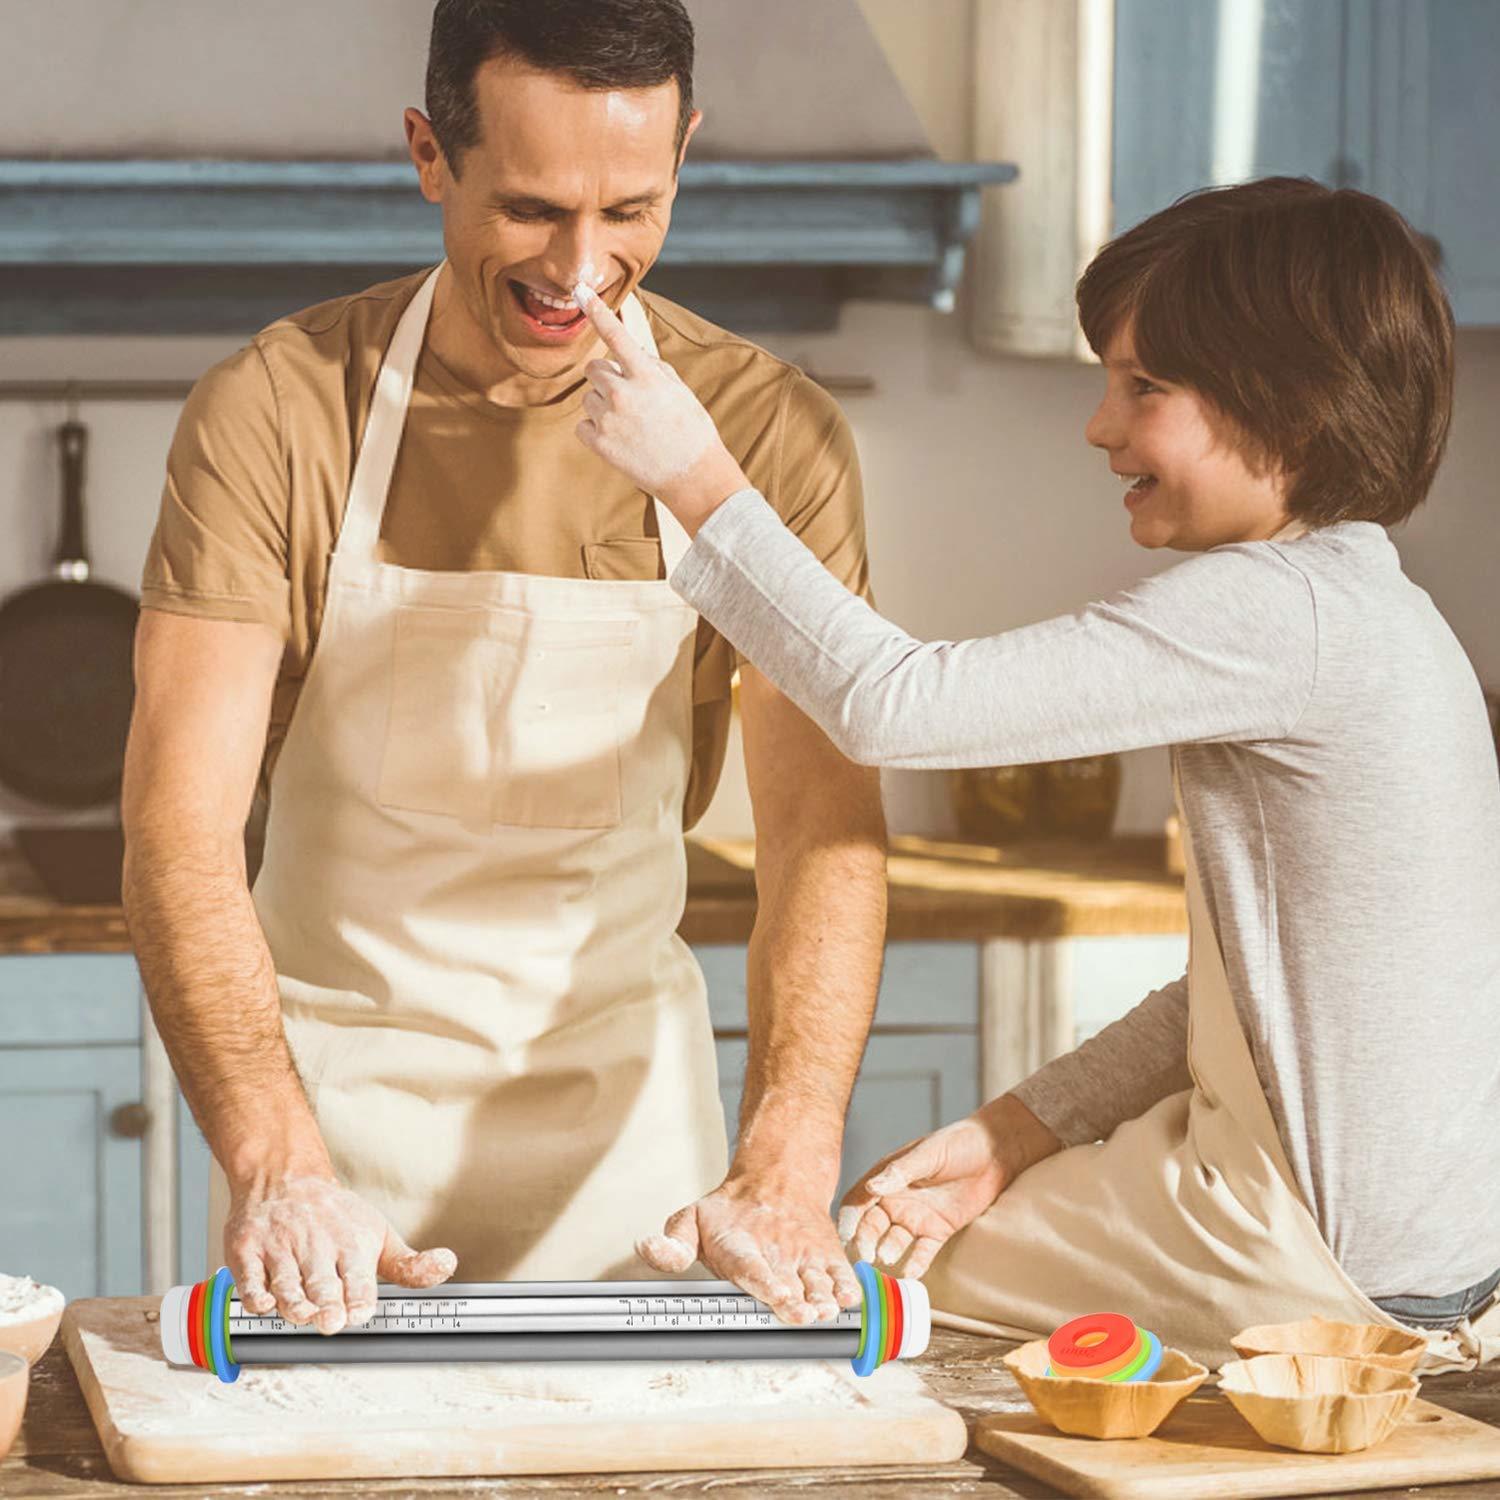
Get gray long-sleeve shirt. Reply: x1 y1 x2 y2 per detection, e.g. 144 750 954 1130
673 489 1500 1300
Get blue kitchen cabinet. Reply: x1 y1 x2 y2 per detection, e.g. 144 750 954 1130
177 1089 213 1283
1425 1 1500 324
1113 0 1500 324
714 1033 980 1206
699 941 982 1203
0 954 145 1299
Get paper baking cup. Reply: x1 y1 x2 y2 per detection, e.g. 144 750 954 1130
1219 1352 1419 1453
1004 1338 1207 1440
1230 1316 1425 1375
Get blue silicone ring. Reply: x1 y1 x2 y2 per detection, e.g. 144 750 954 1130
851 1260 883 1377
209 1266 240 1384
1127 1328 1163 1383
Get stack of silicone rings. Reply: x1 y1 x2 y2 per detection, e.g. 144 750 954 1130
163 1261 927 1384
162 1267 241 1383
1045 1312 1163 1383
851 1260 920 1377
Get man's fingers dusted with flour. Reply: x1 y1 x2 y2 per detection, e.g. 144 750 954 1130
573 282 751 534
637 1185 862 1326
223 1172 456 1335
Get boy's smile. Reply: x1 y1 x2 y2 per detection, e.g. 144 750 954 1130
1086 326 1292 551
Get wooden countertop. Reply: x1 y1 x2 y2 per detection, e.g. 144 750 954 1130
683 834 1187 944
0 834 1186 956
12 1324 1500 1498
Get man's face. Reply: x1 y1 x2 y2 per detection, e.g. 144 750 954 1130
407 55 698 384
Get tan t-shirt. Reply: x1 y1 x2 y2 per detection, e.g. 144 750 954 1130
142 270 871 829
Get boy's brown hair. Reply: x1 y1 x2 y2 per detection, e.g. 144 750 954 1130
1075 177 1454 528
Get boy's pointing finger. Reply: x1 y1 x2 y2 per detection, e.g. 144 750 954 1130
576 282 650 375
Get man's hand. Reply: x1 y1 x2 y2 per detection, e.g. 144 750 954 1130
837 1096 1063 1278
637 1178 861 1326
573 282 749 535
224 1173 457 1335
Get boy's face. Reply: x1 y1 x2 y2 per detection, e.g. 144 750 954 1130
1085 325 1290 551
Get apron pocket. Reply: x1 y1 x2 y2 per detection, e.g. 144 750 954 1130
378 605 637 829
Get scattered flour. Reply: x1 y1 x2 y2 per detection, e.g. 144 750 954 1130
119 1351 875 1435
0 1272 64 1326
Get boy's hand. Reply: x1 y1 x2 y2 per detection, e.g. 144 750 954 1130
837 1096 1062 1276
574 283 750 535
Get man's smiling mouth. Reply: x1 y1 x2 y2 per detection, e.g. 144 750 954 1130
509 279 589 333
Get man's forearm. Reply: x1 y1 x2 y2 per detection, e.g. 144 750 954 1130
732 823 887 1198
123 825 333 1191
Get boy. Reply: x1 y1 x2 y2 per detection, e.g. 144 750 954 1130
575 178 1500 1370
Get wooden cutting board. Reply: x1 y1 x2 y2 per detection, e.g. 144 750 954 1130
977 1387 1500 1499
63 1298 967 1485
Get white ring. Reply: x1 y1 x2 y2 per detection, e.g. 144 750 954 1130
897 1277 932 1359
159 1284 192 1367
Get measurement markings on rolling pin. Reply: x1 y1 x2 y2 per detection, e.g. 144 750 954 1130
228 1292 863 1336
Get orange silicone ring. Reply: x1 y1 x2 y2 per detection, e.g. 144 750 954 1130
882 1270 903 1366
1049 1312 1137 1369
186 1279 207 1370
1055 1328 1145 1379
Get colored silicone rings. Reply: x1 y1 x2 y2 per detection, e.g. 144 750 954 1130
851 1260 926 1376
1046 1312 1163 1383
163 1268 240 1383
1049 1311 1136 1368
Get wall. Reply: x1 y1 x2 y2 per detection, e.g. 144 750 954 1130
1 0 1496 841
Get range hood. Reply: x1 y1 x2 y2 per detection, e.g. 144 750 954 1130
0 0 1014 334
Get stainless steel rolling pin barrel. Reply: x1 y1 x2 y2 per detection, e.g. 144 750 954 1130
161 1263 930 1382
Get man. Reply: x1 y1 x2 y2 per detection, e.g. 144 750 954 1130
121 0 886 1335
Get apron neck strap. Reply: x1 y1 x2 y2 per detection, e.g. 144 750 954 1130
339 264 443 563
337 264 691 577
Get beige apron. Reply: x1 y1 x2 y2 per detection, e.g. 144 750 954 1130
925 764 1500 1375
208 265 728 1282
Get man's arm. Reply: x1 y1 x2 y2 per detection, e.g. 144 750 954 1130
636 664 887 1322
122 610 453 1329
736 664 889 1267
123 611 322 1188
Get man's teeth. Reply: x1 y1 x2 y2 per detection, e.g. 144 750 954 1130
525 286 580 311
1117 472 1156 487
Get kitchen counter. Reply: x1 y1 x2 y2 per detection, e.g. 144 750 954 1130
0 834 1186 954
11 1324 1500 1498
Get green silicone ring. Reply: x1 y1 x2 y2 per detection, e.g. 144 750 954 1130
200 1277 215 1376
1102 1335 1152 1382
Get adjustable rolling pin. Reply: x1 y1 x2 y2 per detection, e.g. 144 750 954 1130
161 1261 930 1383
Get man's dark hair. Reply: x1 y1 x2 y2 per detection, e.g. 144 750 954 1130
426 0 696 178
1076 177 1454 529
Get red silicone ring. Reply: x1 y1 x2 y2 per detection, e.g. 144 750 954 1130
1049 1312 1137 1369
884 1272 904 1365
1054 1328 1143 1379
186 1280 207 1370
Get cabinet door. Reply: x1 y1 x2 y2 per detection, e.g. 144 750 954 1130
0 1044 143 1298
698 941 980 1030
715 1032 979 1206
177 1089 213 1282
1113 0 1346 234
1069 934 1190 1045
1424 0 1500 322
1113 0 1498 323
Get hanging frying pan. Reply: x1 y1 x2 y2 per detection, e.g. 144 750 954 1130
0 419 138 807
